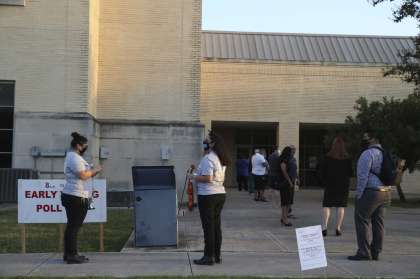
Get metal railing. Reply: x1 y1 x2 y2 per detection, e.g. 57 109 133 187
0 168 39 203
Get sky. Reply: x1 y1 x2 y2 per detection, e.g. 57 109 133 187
202 0 418 36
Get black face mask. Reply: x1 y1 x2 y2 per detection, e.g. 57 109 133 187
80 145 88 156
361 139 370 150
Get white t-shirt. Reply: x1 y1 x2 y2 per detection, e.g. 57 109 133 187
251 153 267 176
63 151 90 198
196 151 226 195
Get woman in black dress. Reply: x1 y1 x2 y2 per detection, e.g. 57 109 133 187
278 146 295 226
320 136 352 236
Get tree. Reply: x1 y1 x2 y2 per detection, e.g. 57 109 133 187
363 1 420 201
336 95 420 202
371 0 420 93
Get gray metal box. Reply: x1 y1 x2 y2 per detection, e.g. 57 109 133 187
132 166 178 247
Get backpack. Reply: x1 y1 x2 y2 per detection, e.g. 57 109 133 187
369 146 397 186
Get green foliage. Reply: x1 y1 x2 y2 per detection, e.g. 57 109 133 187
371 1 420 92
338 95 420 173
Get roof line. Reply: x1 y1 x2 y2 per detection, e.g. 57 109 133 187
202 29 413 40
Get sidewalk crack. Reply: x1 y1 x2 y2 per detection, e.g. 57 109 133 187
26 253 57 276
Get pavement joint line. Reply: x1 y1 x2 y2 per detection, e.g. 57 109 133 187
25 252 57 276
264 230 290 252
182 208 194 277
328 257 359 278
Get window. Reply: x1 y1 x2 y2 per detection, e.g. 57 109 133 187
0 81 14 168
0 0 25 6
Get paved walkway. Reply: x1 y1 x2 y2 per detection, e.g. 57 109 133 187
1 189 420 278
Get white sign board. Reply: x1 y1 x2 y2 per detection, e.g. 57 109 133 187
296 225 327 271
18 179 107 224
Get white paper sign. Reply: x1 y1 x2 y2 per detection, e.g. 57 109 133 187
18 179 107 224
296 225 327 271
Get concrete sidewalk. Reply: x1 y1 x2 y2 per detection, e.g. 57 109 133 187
1 189 420 278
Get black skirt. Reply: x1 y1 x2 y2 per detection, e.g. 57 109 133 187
279 181 293 206
323 189 349 207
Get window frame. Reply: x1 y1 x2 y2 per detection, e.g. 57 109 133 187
0 81 15 168
0 0 25 6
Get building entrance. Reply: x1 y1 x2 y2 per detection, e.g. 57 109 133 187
211 121 278 188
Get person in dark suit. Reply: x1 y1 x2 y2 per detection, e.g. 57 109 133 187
320 136 352 237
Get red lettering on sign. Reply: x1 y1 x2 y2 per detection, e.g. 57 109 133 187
25 191 31 198
35 204 62 212
51 191 57 198
39 191 45 198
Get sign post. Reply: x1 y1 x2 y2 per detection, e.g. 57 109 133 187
18 179 107 253
296 225 327 274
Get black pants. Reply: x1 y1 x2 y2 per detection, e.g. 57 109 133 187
354 189 390 257
61 193 89 256
237 176 248 191
198 194 226 258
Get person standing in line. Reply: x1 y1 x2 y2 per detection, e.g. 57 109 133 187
278 146 295 226
62 132 102 264
191 131 229 265
268 148 281 206
348 131 391 261
320 137 352 237
235 154 249 191
251 148 269 202
288 145 299 218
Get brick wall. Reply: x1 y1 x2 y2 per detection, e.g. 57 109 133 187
97 0 202 122
0 0 90 113
201 61 413 126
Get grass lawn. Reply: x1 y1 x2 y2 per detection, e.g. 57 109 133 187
0 208 133 253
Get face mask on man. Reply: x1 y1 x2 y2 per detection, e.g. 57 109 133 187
361 139 370 150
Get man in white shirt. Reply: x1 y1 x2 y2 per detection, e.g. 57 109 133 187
251 149 269 201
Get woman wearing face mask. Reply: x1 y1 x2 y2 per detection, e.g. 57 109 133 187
191 131 230 265
61 132 102 264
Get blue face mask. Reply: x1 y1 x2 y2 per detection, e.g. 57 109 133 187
203 143 210 150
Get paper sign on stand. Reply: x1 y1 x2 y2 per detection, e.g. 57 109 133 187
18 179 107 224
296 225 327 271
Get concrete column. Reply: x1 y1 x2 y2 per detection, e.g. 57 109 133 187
277 121 299 168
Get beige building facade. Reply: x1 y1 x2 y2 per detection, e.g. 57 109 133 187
0 0 203 193
1 2 418 196
201 31 419 194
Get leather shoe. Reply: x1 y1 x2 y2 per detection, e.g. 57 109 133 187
348 254 371 261
193 256 214 265
322 229 327 237
215 256 221 264
371 253 379 261
335 229 342 236
63 254 89 262
65 255 88 264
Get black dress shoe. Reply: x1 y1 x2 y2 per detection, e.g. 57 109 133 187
348 254 371 261
322 229 327 237
215 256 221 264
65 255 87 264
193 256 214 265
335 229 342 236
63 254 89 262
281 219 292 226
371 253 379 261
